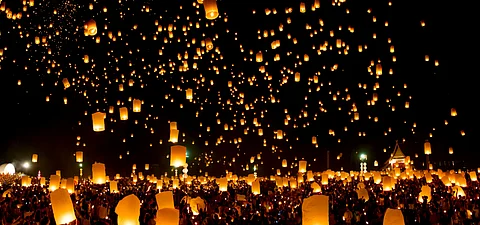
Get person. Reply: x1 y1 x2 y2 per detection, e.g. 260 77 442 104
344 208 353 225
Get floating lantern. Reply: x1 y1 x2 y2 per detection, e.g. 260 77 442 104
132 99 141 112
156 208 180 225
115 195 141 225
424 141 431 155
302 195 329 225
383 208 405 225
84 19 97 36
203 0 219 20
51 189 76 225
76 151 83 162
119 107 128 120
92 163 106 184
92 112 106 132
170 145 187 168
298 160 307 173
32 154 38 163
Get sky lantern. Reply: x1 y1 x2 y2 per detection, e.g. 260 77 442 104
376 64 382 75
132 99 141 112
451 108 457 116
144 164 149 170
282 159 287 167
205 38 213 50
302 195 329 225
276 130 283 139
110 181 118 193
66 178 74 193
156 208 180 225
156 191 175 211
218 177 227 191
169 129 179 143
76 151 83 162
84 19 97 36
424 141 432 155
62 78 70 89
119 107 128 120
92 163 106 184
295 72 300 82
115 195 141 225
203 0 219 20
31 154 38 163
252 179 261 195
91 112 106 132
186 88 193 100
256 52 263 62
383 209 405 225
298 160 307 173
382 176 393 191
170 145 187 168
50 189 76 225
449 147 454 155
49 174 60 192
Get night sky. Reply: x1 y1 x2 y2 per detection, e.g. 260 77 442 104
0 0 476 177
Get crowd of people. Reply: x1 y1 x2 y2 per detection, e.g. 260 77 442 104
1 172 480 225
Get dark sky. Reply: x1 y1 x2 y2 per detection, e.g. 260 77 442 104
0 0 476 177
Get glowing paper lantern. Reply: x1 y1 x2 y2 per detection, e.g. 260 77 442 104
276 130 283 139
51 189 76 225
49 175 60 191
169 129 179 143
40 177 46 186
92 112 106 132
186 88 193 100
282 159 287 167
383 208 405 225
298 160 307 173
357 188 369 201
170 145 186 167
92 163 106 184
451 108 457 116
119 107 128 120
218 177 228 191
311 182 321 193
156 191 175 210
66 178 74 193
448 147 454 155
203 0 219 20
110 181 118 193
302 195 329 225
424 141 431 155
418 185 431 203
84 19 97 36
382 176 393 191
156 208 180 225
252 179 261 195
132 99 141 112
21 176 31 187
189 197 206 215
32 154 38 163
76 151 83 162
115 194 141 225
145 164 149 170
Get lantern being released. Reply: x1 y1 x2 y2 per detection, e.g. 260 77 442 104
156 208 180 225
170 145 187 168
298 160 307 173
92 112 106 132
383 208 405 225
116 194 141 225
92 163 106 184
203 0 219 20
50 189 76 225
302 195 329 225
156 191 175 211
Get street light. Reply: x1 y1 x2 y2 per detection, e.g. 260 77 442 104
360 154 367 161
22 162 30 169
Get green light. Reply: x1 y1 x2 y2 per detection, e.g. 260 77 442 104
360 154 367 160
